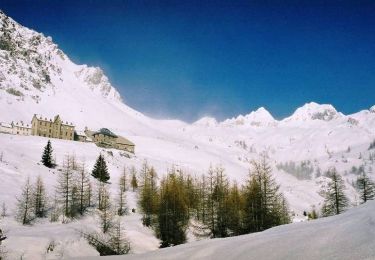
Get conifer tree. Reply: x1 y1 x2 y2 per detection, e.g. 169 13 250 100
206 166 216 236
275 194 291 225
57 156 74 218
243 175 262 233
77 163 91 215
157 172 189 247
183 174 199 218
50 192 60 222
198 174 208 223
356 172 375 203
130 168 138 192
87 181 93 208
16 177 34 225
117 167 128 216
212 166 230 237
226 182 243 236
42 140 53 168
139 162 159 226
33 175 47 218
70 184 80 217
99 186 113 233
92 154 110 183
108 219 130 254
321 168 349 216
243 155 289 233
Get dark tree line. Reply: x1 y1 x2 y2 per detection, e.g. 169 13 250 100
138 157 291 248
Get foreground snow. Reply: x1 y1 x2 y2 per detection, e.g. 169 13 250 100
85 201 375 260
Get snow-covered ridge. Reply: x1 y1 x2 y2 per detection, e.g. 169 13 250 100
0 10 122 103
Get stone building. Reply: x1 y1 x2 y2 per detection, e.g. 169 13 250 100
31 114 75 140
92 128 118 147
0 122 12 134
116 136 135 153
92 128 135 153
74 130 87 142
12 121 31 135
0 121 31 135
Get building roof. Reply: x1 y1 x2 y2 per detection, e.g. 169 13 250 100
33 114 74 126
116 136 135 146
93 128 118 138
0 122 12 128
14 121 31 128
75 130 87 137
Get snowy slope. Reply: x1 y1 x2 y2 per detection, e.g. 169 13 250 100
0 134 160 259
94 201 375 260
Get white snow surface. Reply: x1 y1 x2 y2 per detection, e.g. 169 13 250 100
88 201 375 260
1 10 375 259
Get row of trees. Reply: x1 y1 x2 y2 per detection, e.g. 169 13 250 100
138 156 291 247
16 142 134 256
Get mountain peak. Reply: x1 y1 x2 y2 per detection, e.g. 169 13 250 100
284 102 341 122
193 116 218 127
0 10 122 104
222 107 275 127
370 105 375 113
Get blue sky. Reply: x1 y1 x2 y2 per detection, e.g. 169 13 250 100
2 0 375 122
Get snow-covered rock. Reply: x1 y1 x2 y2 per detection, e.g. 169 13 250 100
370 105 375 113
283 102 342 122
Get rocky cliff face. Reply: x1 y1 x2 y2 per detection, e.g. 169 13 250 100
0 10 121 104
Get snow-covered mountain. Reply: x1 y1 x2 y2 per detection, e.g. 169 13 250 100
0 10 185 136
282 102 343 122
1 10 375 259
222 107 276 127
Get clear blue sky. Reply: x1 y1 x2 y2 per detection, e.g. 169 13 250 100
2 0 375 122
